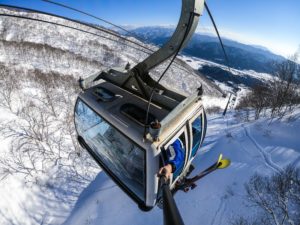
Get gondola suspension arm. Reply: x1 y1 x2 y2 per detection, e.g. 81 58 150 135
132 0 204 77
80 0 205 110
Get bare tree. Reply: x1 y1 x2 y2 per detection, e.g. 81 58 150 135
232 166 300 225
0 65 19 112
270 53 300 119
0 68 98 197
237 53 300 121
237 84 271 120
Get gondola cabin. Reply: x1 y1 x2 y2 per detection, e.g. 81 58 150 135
74 0 207 211
74 76 207 210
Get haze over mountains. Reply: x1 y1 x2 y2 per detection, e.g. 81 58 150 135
128 26 286 74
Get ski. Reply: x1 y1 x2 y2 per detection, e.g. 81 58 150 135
173 154 230 193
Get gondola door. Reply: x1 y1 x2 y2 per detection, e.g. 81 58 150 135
160 126 189 184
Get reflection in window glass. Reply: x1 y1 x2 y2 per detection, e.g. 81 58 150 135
75 100 145 201
191 116 202 157
93 87 116 102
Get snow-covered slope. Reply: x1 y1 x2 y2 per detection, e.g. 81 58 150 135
0 7 223 97
180 55 274 94
63 109 300 225
0 7 299 225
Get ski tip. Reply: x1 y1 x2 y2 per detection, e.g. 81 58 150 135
217 159 231 169
217 154 223 163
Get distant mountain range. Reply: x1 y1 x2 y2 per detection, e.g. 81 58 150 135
128 26 286 74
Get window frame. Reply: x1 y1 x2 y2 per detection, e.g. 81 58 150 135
74 98 148 208
187 109 206 159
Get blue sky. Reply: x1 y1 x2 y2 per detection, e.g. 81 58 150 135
0 0 299 57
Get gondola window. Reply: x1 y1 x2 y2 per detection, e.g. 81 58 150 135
191 116 202 157
75 100 145 201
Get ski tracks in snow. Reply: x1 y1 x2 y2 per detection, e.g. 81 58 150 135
243 125 283 174
210 197 226 225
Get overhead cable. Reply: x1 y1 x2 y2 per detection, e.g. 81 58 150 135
42 0 144 42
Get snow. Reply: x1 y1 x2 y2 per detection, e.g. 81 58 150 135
202 95 227 109
0 103 77 225
180 55 274 82
0 7 299 225
62 109 300 225
0 175 73 225
179 55 275 94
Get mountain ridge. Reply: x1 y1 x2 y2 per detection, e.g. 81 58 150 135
128 26 286 73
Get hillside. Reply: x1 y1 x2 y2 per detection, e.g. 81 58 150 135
0 7 223 97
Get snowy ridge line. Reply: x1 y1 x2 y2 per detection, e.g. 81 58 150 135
243 126 283 174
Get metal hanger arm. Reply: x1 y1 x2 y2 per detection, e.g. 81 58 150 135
132 0 205 78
